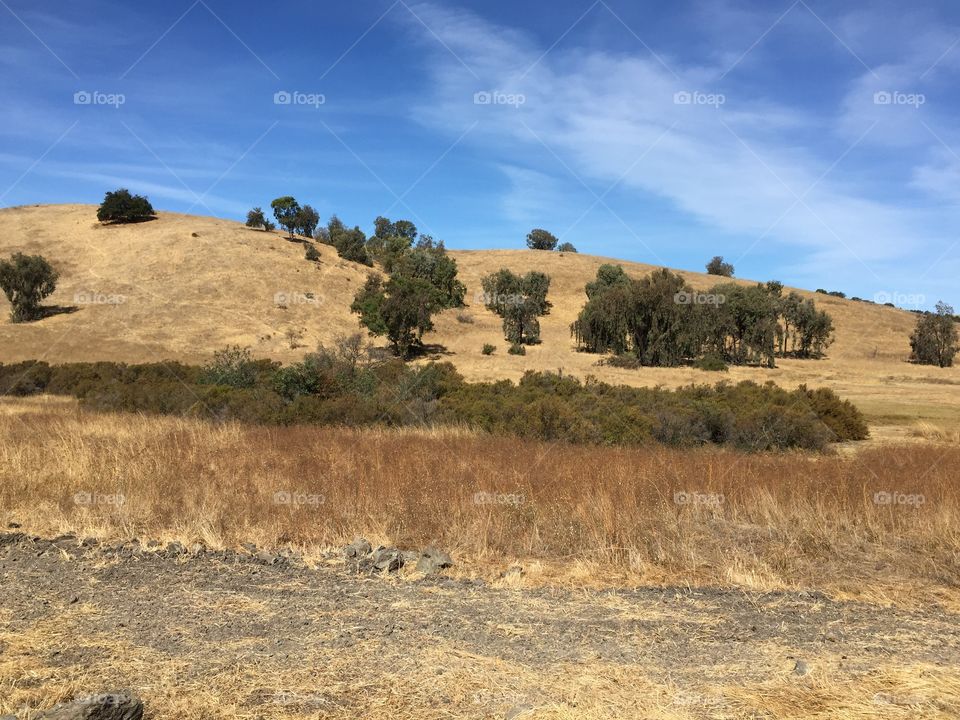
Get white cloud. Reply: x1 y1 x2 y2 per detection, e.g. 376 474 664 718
404 2 952 281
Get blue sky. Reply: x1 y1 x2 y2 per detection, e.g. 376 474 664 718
1 0 958 308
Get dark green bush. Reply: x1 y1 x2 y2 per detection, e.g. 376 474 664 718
482 343 496 355
693 353 729 372
1 351 869 452
97 189 155 224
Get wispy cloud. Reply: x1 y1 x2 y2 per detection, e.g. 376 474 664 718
403 2 957 295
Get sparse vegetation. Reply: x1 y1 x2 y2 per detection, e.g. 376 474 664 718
706 255 734 277
96 188 155 224
480 269 551 345
270 196 301 238
481 343 495 355
0 253 58 322
351 274 440 358
572 265 834 368
557 241 577 253
304 243 321 262
324 215 370 265
244 207 274 231
911 301 959 368
525 228 559 251
0 341 868 450
295 204 320 238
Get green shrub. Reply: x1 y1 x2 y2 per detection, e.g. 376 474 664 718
2 354 869 452
693 353 729 372
199 346 263 388
482 343 495 355
508 343 526 356
305 244 321 262
0 253 58 322
97 189 155 224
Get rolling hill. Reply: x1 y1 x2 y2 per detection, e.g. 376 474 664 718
1 203 957 439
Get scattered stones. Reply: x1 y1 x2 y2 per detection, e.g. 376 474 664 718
256 550 278 565
165 541 186 557
416 546 453 575
343 538 372 559
33 691 143 720
368 547 404 573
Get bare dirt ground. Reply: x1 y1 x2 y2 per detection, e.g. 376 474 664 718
2 533 958 719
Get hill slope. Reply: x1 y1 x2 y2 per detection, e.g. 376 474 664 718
1 204 957 436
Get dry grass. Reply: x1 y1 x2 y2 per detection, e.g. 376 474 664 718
1 204 958 440
2 395 958 608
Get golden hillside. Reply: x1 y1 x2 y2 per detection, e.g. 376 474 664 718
1 203 957 436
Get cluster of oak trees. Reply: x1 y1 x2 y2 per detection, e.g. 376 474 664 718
571 265 836 368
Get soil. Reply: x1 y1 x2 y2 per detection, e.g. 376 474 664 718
1 533 958 719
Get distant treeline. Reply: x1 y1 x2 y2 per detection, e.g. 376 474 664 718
572 266 834 369
0 338 868 451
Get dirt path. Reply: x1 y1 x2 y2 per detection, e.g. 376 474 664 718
1 533 958 719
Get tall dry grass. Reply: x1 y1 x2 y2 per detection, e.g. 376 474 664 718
2 396 958 604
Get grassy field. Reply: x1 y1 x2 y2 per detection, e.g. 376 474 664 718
3 395 957 609
1 204 958 441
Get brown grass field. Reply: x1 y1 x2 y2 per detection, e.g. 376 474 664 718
2 395 958 607
2 205 959 719
1 396 959 719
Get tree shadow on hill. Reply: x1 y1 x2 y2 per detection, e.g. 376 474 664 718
99 216 158 226
410 343 453 360
35 305 79 320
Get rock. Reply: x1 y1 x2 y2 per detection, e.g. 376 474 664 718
416 546 453 575
369 547 403 573
189 543 205 556
7 522 21 529
343 538 372 559
793 659 809 676
241 542 258 554
165 541 186 557
34 691 143 720
256 550 278 565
